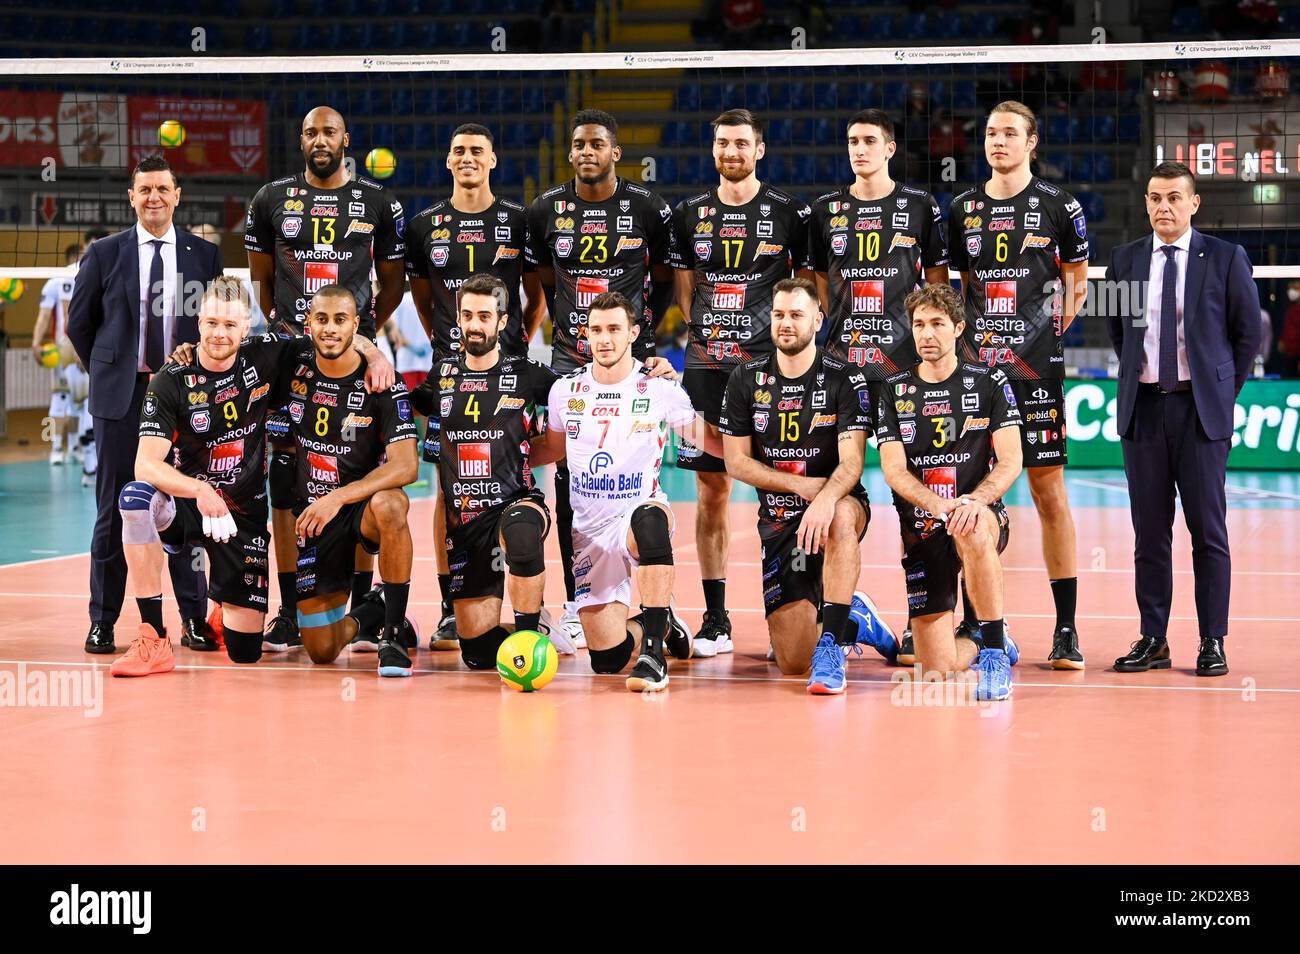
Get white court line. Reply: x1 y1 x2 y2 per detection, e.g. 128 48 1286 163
1072 475 1300 503
2 657 1296 694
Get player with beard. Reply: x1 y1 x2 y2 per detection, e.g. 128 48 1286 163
947 100 1089 670
245 106 406 656
669 108 814 658
526 109 676 651
406 123 547 653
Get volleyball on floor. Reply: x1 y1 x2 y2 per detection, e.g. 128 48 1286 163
365 147 397 179
38 342 60 368
157 120 186 148
496 630 558 692
0 277 23 302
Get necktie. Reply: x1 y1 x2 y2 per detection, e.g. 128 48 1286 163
1158 244 1180 391
145 238 165 372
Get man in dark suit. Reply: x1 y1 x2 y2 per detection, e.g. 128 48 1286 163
1104 161 1261 677
67 155 224 654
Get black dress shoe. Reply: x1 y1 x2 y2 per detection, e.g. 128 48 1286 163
1195 636 1228 677
180 617 220 652
1114 635 1171 672
84 621 115 654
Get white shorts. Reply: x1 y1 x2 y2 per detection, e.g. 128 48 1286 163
571 504 674 610
48 363 87 418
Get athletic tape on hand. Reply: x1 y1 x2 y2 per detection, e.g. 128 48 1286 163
203 512 238 542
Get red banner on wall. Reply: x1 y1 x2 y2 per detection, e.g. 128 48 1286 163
128 97 267 177
0 92 129 168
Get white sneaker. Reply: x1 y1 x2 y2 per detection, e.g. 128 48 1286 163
559 600 585 650
81 472 95 488
71 443 84 463
49 448 65 465
538 606 576 655
82 441 97 475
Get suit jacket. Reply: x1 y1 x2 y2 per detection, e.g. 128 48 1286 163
1105 228 1260 442
66 226 223 421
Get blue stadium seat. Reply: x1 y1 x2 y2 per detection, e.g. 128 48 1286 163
814 81 839 111
393 124 416 150
967 13 1000 37
766 118 793 146
764 155 786 184
1045 152 1072 178
864 14 894 40
675 85 700 112
745 82 771 111
456 87 479 113
1171 7 1205 33
1090 114 1116 142
656 156 679 185
698 83 724 112
813 117 836 143
449 22 473 47
498 123 529 149
245 23 272 50
1070 153 1093 181
1092 153 1114 182
935 14 964 39
1076 191 1105 222
950 80 978 109
371 123 396 149
881 81 908 110
413 124 437 150
521 86 548 115
391 88 414 115
1118 113 1140 141
791 154 817 182
898 13 928 39
816 154 842 182
1046 114 1077 143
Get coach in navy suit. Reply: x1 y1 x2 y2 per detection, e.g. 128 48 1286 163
1104 161 1260 677
67 156 223 654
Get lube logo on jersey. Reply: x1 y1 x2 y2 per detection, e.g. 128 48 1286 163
616 236 643 254
576 277 610 308
307 452 339 484
209 440 243 474
457 443 491 478
304 262 338 293
754 242 784 257
851 281 884 315
985 281 1017 315
921 466 957 499
774 460 806 475
712 283 746 310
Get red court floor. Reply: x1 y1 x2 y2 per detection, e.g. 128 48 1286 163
1 498 1297 864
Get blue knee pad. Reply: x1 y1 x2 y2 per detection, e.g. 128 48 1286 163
501 504 546 578
630 504 672 566
270 451 296 509
119 480 175 546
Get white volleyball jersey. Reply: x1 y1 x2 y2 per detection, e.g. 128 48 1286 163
40 266 77 342
547 361 697 533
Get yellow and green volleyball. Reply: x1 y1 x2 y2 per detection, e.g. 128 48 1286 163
39 342 60 368
365 147 397 179
496 630 558 692
158 120 186 148
0 277 23 302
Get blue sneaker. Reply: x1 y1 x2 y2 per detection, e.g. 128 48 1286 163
973 648 1013 701
1004 627 1019 667
850 590 898 664
807 634 847 695
964 621 1018 667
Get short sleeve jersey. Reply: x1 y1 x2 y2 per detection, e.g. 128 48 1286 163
526 178 674 371
546 363 696 532
718 350 872 529
809 183 947 377
404 196 531 359
244 172 405 338
669 183 813 372
40 270 77 341
946 177 1089 380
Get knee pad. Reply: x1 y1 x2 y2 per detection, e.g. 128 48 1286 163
630 504 672 566
461 625 509 670
269 451 296 509
500 504 546 578
589 633 635 674
119 480 174 546
224 628 263 664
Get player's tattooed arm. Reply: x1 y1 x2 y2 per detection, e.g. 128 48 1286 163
967 424 1023 508
350 334 396 393
878 441 958 519
721 433 817 497
795 431 867 556
167 341 196 366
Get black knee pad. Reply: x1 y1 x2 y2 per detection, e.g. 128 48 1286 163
461 625 509 670
270 451 296 509
225 628 263 664
500 504 546 578
630 504 672 566
589 633 635 674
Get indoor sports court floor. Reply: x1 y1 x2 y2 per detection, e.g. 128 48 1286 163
1 457 1297 864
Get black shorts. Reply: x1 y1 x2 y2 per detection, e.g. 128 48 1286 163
900 501 1010 619
1008 379 1067 467
294 500 379 599
759 493 870 616
678 367 730 473
162 495 270 612
447 495 550 602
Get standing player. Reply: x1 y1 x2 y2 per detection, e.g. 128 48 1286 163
535 293 718 691
287 285 419 675
409 275 559 669
245 105 406 654
670 107 814 657
526 109 676 647
32 243 92 472
947 100 1089 670
407 123 546 652
719 278 880 694
875 283 1024 700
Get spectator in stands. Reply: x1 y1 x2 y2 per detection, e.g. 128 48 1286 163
721 0 765 48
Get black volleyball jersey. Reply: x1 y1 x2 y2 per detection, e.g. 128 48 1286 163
404 196 530 359
139 335 306 512
526 177 674 371
244 172 405 338
718 349 872 529
670 183 813 372
875 362 1022 531
809 183 948 377
413 353 557 528
946 176 1089 380
283 352 418 506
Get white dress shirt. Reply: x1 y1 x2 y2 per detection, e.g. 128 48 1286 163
136 222 178 372
1139 227 1192 384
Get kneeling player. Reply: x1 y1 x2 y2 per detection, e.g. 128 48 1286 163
720 278 878 694
876 284 1023 700
288 285 420 676
536 293 718 691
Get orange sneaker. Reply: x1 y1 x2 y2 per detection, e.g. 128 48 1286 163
110 624 176 677
207 603 225 649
